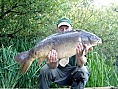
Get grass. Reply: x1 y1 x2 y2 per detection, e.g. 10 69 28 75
86 51 118 87
0 39 118 88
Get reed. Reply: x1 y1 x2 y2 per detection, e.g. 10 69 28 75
86 51 118 87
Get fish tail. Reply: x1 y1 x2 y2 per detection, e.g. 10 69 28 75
21 59 33 75
14 51 33 74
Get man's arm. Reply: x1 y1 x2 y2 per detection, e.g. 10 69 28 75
76 43 93 67
76 55 87 67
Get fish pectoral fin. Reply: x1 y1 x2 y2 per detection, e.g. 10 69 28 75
59 58 69 67
38 58 45 66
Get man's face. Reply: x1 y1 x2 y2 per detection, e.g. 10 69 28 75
57 25 71 32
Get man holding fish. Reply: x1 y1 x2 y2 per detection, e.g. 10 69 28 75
39 18 93 89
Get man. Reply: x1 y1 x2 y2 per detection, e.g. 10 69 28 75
39 18 92 89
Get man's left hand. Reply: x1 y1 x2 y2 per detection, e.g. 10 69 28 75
76 43 93 58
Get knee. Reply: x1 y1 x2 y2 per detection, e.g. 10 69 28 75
72 66 90 85
78 66 90 77
40 64 51 75
79 66 90 84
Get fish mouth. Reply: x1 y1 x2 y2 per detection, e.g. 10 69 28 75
88 37 102 45
98 38 102 44
88 38 102 47
88 37 102 46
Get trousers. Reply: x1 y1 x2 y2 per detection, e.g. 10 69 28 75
38 64 90 89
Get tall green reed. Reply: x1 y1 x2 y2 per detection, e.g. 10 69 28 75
0 45 21 88
0 39 45 88
86 50 118 87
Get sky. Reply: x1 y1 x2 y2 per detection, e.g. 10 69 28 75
94 0 118 8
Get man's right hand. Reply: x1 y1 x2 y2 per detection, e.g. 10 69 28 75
47 49 59 68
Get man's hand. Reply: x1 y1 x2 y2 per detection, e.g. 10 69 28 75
84 44 93 55
47 49 58 62
76 43 84 57
47 49 59 68
76 43 93 57
76 43 93 66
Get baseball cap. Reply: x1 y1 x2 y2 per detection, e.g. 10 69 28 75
57 18 72 29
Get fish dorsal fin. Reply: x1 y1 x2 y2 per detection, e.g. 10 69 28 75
59 57 69 67
57 30 78 34
47 30 78 38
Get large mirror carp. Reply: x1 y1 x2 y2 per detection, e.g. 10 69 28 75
14 30 102 74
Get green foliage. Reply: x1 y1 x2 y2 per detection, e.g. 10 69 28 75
0 45 20 88
86 51 118 87
0 44 45 88
0 0 62 40
0 0 118 88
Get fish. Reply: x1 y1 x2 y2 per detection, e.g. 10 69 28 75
14 30 102 74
